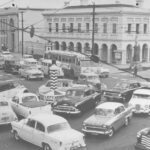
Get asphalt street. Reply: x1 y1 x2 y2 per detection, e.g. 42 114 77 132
0 70 148 150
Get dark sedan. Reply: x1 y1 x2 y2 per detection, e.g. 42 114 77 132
52 85 101 115
103 80 142 102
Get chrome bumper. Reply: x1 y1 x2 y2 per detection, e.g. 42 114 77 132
82 128 111 135
53 108 81 114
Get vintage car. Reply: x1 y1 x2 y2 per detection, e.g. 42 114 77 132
82 102 133 137
0 100 17 125
10 93 52 118
103 80 142 102
52 85 101 115
128 89 150 115
78 72 107 93
0 80 28 100
3 59 20 74
11 113 86 150
19 65 44 80
135 127 150 150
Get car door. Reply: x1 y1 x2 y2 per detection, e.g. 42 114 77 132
20 119 35 143
32 122 45 146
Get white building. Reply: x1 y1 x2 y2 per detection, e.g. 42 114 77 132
42 0 150 64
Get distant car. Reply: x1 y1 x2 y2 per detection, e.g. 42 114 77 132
0 100 17 125
10 93 52 118
129 89 150 115
78 72 107 93
82 102 133 137
23 54 33 59
11 113 86 150
103 80 142 102
0 80 28 100
19 65 44 80
135 128 150 150
0 51 13 60
52 85 101 115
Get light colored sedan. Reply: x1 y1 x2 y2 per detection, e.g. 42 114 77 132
0 100 17 125
11 113 86 150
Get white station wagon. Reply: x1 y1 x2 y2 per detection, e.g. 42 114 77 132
129 89 150 115
11 113 86 150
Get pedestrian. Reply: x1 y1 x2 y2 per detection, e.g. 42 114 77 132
133 65 138 77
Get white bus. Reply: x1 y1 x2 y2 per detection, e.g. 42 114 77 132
44 50 109 78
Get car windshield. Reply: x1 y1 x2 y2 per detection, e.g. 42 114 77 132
22 95 38 103
114 82 128 90
132 94 150 99
66 90 84 97
95 108 115 117
47 122 70 133
0 101 8 106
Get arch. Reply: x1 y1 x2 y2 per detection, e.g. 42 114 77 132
101 44 108 62
93 43 99 55
110 44 117 63
9 18 15 52
126 44 133 63
76 42 82 53
84 43 90 54
133 45 140 62
142 44 148 62
54 41 59 50
61 42 67 51
68 42 74 51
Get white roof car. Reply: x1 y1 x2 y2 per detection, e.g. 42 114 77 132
11 113 86 150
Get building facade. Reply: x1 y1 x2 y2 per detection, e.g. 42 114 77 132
42 3 150 64
0 7 19 52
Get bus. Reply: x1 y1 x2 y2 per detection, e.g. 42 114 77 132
44 50 109 78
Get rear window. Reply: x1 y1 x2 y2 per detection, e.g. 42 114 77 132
0 101 8 106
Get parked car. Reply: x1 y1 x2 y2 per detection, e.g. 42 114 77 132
128 89 150 115
3 59 20 74
10 93 52 118
19 65 44 80
82 102 133 137
23 54 33 59
52 85 101 115
0 80 28 100
11 113 86 150
77 72 107 93
103 80 142 102
0 100 17 125
135 127 150 150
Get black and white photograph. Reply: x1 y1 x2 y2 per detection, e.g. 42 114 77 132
1 0 150 150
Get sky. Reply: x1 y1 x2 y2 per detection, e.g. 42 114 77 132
1 0 150 9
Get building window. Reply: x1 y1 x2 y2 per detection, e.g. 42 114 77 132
94 23 98 33
78 23 81 32
62 23 66 32
144 24 147 34
112 23 117 33
136 24 140 34
103 23 107 33
55 23 58 32
127 24 131 33
69 23 73 32
86 23 90 32
48 23 52 32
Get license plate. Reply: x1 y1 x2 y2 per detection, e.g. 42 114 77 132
1 116 9 121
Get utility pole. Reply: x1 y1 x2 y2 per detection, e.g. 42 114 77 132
91 2 95 55
21 11 24 57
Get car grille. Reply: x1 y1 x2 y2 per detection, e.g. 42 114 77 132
85 126 105 132
55 105 75 111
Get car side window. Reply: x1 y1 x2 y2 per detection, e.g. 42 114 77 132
36 122 45 132
12 96 19 103
26 119 36 128
114 107 121 115
119 106 125 113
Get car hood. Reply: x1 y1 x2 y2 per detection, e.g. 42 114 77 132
84 115 111 126
49 129 84 143
56 97 82 106
129 98 150 105
21 101 47 108
39 86 50 94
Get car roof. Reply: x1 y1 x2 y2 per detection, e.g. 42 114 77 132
29 114 67 127
96 102 123 110
133 89 150 95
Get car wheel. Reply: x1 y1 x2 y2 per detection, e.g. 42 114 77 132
108 128 114 138
124 118 129 126
13 131 19 141
43 144 52 150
